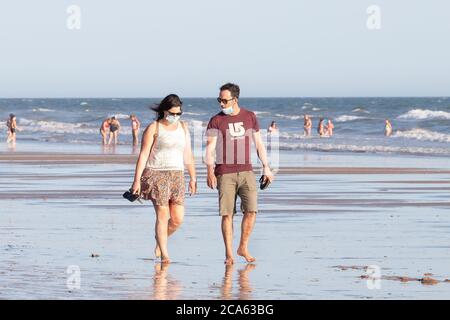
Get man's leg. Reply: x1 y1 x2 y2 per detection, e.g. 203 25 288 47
222 214 234 265
237 211 256 263
237 172 258 263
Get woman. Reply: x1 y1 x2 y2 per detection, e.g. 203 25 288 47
6 114 17 143
385 119 393 137
325 119 334 137
267 121 279 135
304 115 312 136
130 114 141 146
317 118 325 137
100 117 111 145
131 94 197 264
108 116 121 145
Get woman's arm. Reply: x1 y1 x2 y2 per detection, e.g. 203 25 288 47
131 123 156 193
183 123 197 195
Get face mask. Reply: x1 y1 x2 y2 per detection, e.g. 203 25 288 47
222 104 234 115
166 115 180 124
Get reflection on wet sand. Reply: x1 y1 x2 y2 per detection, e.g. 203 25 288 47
152 263 182 300
102 144 117 154
132 144 139 155
7 142 16 152
220 264 256 300
238 264 256 300
221 264 234 300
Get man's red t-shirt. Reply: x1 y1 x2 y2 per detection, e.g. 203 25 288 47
206 107 260 176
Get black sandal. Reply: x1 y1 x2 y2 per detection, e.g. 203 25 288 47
259 175 271 190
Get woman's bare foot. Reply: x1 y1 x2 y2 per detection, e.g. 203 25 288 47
237 248 256 263
161 256 171 264
154 244 161 258
224 257 234 265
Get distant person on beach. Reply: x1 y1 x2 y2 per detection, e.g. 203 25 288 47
304 115 312 136
267 121 279 135
385 119 393 137
130 114 141 146
131 94 197 264
317 118 325 136
325 119 334 137
206 83 274 265
108 116 121 145
100 117 111 145
6 114 17 143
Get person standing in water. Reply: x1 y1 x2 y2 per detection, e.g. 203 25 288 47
325 119 334 137
206 83 274 265
317 118 325 137
385 119 393 137
267 121 279 135
131 94 197 264
130 114 141 146
100 117 111 145
108 116 121 145
6 114 17 143
304 115 312 136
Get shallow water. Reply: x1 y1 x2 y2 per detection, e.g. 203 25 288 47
1 151 450 299
1 97 450 157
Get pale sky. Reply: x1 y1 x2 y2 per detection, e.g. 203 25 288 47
0 0 449 97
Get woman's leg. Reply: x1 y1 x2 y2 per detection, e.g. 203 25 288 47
154 205 171 263
132 130 138 145
155 204 184 259
168 204 185 236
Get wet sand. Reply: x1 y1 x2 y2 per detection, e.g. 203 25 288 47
1 150 450 299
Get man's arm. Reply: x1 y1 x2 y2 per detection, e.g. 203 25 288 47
252 130 274 183
205 135 218 189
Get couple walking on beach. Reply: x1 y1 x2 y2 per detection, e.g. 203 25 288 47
130 83 274 265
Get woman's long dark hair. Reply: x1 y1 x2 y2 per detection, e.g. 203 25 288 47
151 94 183 121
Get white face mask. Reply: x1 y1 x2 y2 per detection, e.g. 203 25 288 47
222 103 234 115
166 115 180 124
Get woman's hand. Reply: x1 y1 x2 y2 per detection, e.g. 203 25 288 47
131 180 141 195
189 179 197 196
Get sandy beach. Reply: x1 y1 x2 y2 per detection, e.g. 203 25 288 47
1 148 450 299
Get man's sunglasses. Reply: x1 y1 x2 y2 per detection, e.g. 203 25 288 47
217 97 234 104
167 111 183 116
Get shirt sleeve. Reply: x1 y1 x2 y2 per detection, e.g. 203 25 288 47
206 116 219 137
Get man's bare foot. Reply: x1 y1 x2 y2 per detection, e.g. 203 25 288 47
224 257 234 265
237 248 256 263
154 244 161 258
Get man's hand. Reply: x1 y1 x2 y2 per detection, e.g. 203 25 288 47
263 166 274 184
207 172 217 189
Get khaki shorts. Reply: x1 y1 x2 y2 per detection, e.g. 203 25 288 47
217 171 258 216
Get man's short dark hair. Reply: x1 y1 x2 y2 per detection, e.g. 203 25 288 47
220 83 240 99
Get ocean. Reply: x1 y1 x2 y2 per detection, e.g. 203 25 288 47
1 97 449 157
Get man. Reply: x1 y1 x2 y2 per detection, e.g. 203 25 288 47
206 83 274 265
6 114 17 143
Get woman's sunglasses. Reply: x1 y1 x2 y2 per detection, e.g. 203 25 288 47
167 111 183 116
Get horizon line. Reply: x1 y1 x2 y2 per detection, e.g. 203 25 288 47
1 96 450 99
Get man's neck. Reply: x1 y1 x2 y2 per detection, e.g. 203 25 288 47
230 105 241 116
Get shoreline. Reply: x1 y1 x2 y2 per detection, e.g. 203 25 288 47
2 147 450 299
